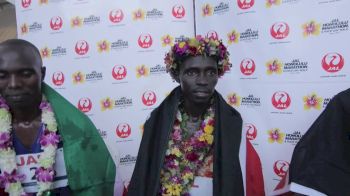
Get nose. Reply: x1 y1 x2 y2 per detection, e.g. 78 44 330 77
196 73 208 86
8 75 20 89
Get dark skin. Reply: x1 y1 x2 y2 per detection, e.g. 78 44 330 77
174 56 218 118
0 42 46 150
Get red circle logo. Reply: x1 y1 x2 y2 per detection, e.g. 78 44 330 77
112 65 127 80
116 123 131 138
172 4 186 19
245 123 257 140
237 0 255 10
206 30 219 40
270 22 290 39
142 91 157 106
77 98 92 113
50 16 63 31
75 40 89 55
52 71 65 86
240 58 256 75
21 0 31 8
138 34 153 48
109 9 124 23
322 52 345 73
272 91 291 110
273 160 289 177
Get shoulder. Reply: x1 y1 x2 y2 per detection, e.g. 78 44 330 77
329 88 350 114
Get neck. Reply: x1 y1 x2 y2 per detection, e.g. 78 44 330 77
183 100 210 118
11 102 41 123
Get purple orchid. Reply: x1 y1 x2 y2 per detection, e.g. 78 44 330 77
39 101 52 111
0 132 12 149
40 132 60 147
35 167 54 182
0 170 25 188
0 97 9 110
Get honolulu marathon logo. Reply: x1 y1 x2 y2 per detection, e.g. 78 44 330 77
142 91 157 107
50 16 63 32
109 9 124 24
70 14 100 28
237 0 255 10
20 22 42 35
270 22 290 40
240 58 256 76
116 123 131 139
227 28 258 44
132 8 163 20
112 65 127 81
100 96 133 111
138 33 153 49
321 52 345 73
303 93 323 110
172 4 186 19
75 40 89 56
267 128 285 144
120 154 137 166
213 2 230 15
271 91 291 110
40 46 67 59
97 40 110 53
51 71 65 87
161 34 174 47
266 58 308 75
77 97 92 113
302 18 348 37
273 160 289 178
72 70 103 84
245 123 258 140
227 93 241 107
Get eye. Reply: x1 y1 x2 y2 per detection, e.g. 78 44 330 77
207 69 217 76
20 70 34 78
185 70 198 76
0 72 8 80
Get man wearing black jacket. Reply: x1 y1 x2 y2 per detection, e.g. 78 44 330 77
128 36 244 196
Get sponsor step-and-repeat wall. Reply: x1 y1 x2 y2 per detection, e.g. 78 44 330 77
15 0 350 195
195 0 350 195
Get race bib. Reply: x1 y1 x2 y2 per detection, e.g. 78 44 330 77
189 176 213 196
16 148 68 193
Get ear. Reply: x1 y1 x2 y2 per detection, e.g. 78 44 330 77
41 66 46 82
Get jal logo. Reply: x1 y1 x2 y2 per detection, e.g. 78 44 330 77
206 30 219 40
237 0 255 10
245 123 257 140
112 65 127 80
75 40 89 55
21 0 31 8
273 160 289 178
50 16 63 31
109 9 124 23
77 98 92 113
270 22 290 39
172 4 185 19
138 34 153 48
52 71 65 86
116 123 131 138
240 58 256 75
142 91 156 106
322 52 344 73
272 91 291 110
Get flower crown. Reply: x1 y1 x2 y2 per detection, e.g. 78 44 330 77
164 36 231 79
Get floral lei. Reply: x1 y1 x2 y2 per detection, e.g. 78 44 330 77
0 96 60 196
159 102 215 196
164 36 231 79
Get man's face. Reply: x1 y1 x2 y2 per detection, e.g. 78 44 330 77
0 46 44 108
177 56 218 105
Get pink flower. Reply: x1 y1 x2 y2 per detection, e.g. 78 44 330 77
172 129 182 141
35 167 54 182
40 131 60 147
39 101 52 111
0 97 9 110
0 170 25 187
0 132 11 149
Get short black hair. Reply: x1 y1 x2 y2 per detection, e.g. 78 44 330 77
0 39 42 67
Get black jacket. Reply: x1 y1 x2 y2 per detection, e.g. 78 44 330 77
289 88 350 195
128 86 244 196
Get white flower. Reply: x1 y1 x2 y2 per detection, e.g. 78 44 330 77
0 149 17 172
37 181 53 196
0 109 11 132
5 182 25 196
39 145 57 168
42 112 57 132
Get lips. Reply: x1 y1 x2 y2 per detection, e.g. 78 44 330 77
193 90 211 98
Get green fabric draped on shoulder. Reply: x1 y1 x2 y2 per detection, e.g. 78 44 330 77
42 83 116 196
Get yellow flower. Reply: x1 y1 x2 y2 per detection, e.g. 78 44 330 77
182 172 194 181
204 134 214 144
303 93 323 110
178 42 186 48
267 128 285 144
204 125 214 134
266 59 283 75
171 147 182 157
164 184 182 196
